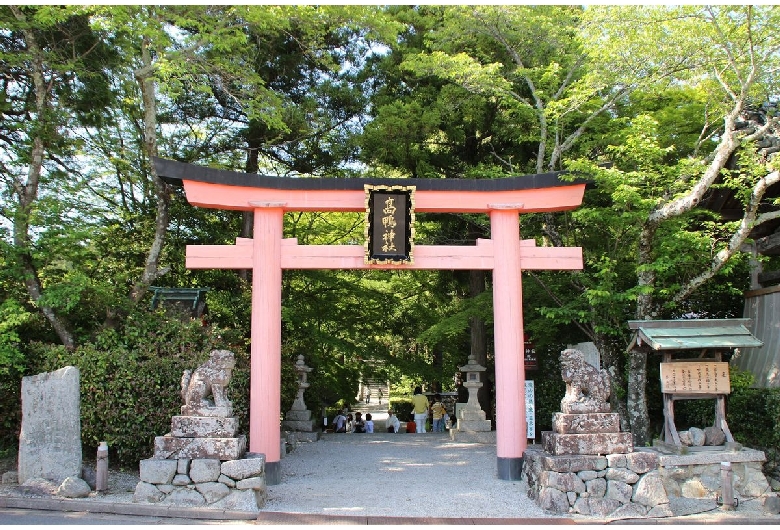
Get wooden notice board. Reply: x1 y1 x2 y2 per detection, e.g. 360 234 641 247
660 362 730 394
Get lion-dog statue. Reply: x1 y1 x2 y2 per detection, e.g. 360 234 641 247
559 348 611 414
180 349 236 417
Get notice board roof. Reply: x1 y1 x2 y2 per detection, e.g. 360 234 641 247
627 319 763 351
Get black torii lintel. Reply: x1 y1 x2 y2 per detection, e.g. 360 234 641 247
152 157 588 192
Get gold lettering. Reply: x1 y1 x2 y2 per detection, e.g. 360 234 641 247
383 197 396 215
382 230 397 252
382 215 396 229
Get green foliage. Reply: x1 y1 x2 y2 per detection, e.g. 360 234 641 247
527 344 566 437
0 299 31 377
27 308 247 467
2 4 780 468
389 398 414 422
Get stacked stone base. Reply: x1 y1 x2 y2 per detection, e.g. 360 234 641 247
282 409 321 443
133 456 266 511
450 407 493 441
542 412 633 456
154 415 247 460
524 447 672 518
542 432 634 456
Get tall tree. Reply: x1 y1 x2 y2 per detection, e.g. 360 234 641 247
1 5 119 348
562 5 780 444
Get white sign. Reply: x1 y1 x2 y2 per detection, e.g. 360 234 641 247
525 380 535 440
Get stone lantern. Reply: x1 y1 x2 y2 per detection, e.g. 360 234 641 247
282 355 320 442
291 355 311 412
455 354 492 434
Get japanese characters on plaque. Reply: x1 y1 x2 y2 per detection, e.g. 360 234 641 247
364 185 415 264
525 380 535 440
659 362 731 395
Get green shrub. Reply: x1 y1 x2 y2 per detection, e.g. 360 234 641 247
728 387 780 452
30 307 248 468
389 398 413 422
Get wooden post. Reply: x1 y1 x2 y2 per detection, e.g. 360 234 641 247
490 206 526 480
251 204 284 485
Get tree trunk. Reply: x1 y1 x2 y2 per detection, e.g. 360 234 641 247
129 34 170 303
627 349 650 446
11 7 75 350
594 334 630 432
468 269 493 417
627 99 746 446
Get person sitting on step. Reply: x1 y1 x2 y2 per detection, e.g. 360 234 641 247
353 411 366 433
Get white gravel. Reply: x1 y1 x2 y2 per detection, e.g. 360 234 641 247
264 431 553 519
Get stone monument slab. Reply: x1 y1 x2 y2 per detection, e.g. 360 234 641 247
18 366 82 484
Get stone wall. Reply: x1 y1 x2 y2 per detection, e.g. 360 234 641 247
523 447 672 518
524 446 773 518
657 449 769 500
133 455 267 511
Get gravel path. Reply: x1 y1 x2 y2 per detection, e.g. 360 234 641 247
263 433 552 519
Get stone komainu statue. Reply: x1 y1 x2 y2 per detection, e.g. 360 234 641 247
559 348 611 414
180 349 236 417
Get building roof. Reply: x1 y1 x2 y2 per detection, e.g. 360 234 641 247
627 319 763 351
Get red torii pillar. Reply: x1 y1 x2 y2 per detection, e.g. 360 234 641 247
154 158 585 484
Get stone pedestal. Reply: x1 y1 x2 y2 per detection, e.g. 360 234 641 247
171 416 238 438
543 412 633 456
553 412 620 434
155 412 246 460
456 408 493 432
154 434 247 460
542 431 633 456
282 409 318 433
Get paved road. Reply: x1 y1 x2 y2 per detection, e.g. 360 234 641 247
0 507 249 525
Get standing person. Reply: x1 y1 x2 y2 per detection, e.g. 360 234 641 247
365 384 371 404
431 393 446 433
365 413 374 433
411 386 429 433
378 388 383 404
386 409 401 433
334 411 347 433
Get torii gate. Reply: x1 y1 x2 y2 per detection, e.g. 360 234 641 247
154 157 586 485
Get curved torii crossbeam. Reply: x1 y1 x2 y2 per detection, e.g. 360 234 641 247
154 157 586 484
